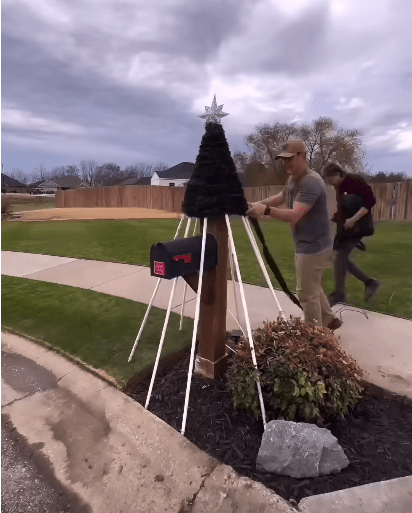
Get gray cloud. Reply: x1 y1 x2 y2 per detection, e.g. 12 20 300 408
230 3 331 76
2 0 412 177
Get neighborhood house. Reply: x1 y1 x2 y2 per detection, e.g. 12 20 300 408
149 162 195 187
118 162 195 187
29 176 90 193
1 174 28 193
1 173 91 194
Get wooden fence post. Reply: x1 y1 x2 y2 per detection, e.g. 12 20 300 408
194 216 229 379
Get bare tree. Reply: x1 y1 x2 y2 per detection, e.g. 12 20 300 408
65 164 80 176
246 122 298 167
246 117 366 177
49 166 67 181
232 152 252 175
80 160 98 185
124 163 153 178
245 122 299 183
9 168 28 184
152 162 168 175
94 163 122 186
32 164 48 182
368 171 410 183
302 120 364 175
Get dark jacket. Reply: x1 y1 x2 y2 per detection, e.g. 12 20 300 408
332 174 376 249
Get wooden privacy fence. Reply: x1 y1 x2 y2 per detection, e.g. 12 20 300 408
56 185 186 213
56 182 412 221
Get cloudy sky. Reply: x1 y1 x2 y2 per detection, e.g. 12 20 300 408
2 0 412 179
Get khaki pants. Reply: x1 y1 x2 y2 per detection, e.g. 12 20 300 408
294 250 336 327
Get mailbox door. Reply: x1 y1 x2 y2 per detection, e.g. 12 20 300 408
151 245 169 278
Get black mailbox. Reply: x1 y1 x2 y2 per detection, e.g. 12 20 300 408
150 234 218 279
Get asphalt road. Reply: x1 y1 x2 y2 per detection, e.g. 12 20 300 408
1 349 92 513
1 414 92 513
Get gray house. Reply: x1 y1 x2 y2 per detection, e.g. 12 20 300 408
1 173 28 193
55 176 90 190
29 176 90 193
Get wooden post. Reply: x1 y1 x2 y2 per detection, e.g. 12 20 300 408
194 216 229 379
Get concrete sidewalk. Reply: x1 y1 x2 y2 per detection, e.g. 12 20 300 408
2 250 412 399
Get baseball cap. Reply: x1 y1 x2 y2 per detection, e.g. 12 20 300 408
275 139 306 159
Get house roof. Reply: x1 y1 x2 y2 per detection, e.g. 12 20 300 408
29 179 47 188
155 162 195 179
1 173 26 187
54 176 89 188
39 180 60 187
135 176 152 185
119 176 152 186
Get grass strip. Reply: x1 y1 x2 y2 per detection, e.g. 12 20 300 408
1 276 194 388
1 195 56 212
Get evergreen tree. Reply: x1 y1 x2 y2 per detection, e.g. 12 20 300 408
183 122 248 219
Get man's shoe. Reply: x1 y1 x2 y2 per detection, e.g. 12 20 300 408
365 279 380 302
328 293 346 307
327 318 342 331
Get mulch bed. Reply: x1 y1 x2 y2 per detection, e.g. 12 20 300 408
125 349 412 505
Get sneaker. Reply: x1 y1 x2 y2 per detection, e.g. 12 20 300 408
365 279 380 302
327 318 342 331
328 292 346 307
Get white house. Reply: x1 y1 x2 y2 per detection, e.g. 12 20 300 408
151 162 195 186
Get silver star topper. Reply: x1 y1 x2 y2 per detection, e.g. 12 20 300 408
198 94 229 124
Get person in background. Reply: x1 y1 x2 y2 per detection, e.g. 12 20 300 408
247 139 342 331
323 162 380 307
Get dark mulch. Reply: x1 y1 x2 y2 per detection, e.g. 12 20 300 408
125 349 412 505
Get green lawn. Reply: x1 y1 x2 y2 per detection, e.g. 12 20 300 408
1 276 194 388
1 219 179 265
2 218 412 318
1 194 56 212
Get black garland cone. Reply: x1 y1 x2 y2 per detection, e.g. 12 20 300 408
183 122 248 219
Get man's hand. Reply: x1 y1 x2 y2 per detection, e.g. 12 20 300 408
246 202 266 218
344 218 356 230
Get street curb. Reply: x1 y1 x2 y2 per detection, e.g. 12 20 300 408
298 475 412 512
1 327 121 388
189 464 295 513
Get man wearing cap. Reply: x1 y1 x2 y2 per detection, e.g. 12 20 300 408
247 139 341 331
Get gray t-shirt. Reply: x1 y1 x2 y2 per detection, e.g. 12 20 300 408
285 169 332 255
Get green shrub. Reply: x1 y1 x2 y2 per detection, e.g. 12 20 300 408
227 317 364 423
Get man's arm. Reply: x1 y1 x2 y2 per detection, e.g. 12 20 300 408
267 201 309 226
247 200 310 225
